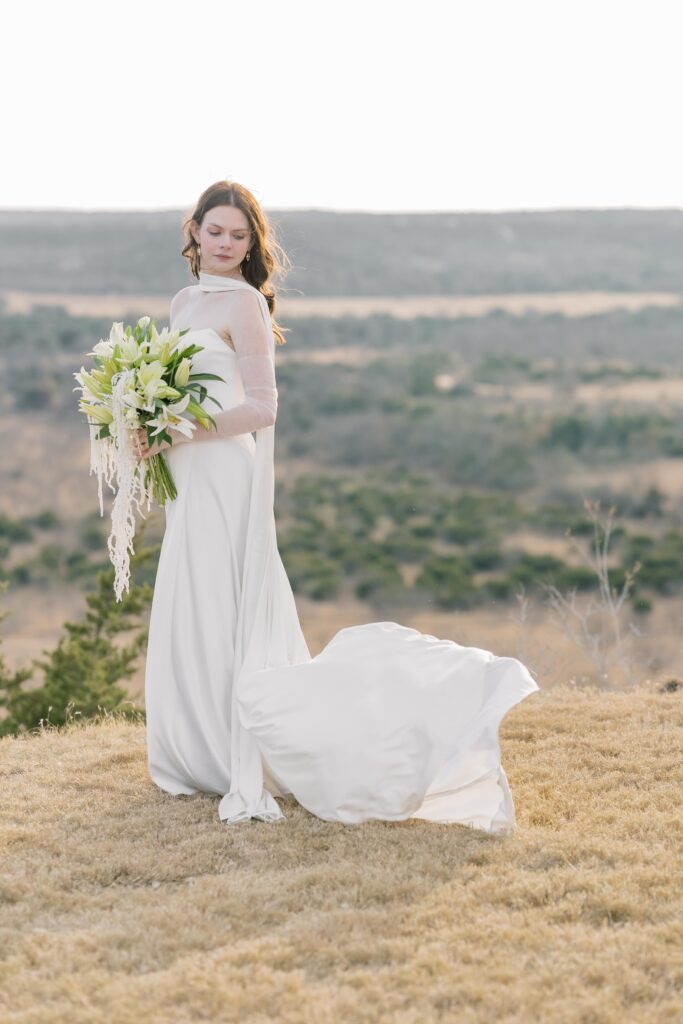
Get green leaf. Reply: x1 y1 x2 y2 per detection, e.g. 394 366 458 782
189 372 226 382
177 344 204 360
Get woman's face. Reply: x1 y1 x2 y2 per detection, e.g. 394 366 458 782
191 205 252 277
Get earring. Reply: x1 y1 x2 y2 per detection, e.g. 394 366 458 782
246 251 251 261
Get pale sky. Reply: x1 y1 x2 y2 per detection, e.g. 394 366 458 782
4 0 682 213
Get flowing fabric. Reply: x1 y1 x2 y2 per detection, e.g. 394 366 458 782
144 272 539 832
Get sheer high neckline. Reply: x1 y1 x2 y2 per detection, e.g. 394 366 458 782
199 271 252 292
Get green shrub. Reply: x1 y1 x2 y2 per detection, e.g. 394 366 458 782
416 556 477 610
37 545 62 571
65 551 93 581
409 354 443 396
81 524 106 552
443 516 489 544
29 509 62 530
281 550 342 601
380 529 430 563
632 487 665 518
474 353 531 382
484 578 516 600
307 569 342 601
8 564 31 586
543 415 589 452
409 519 437 539
506 552 567 588
0 543 156 736
287 437 311 457
325 530 369 573
380 396 407 413
533 503 592 534
468 544 506 571
355 560 404 601
0 514 33 543
553 565 598 591
635 552 683 593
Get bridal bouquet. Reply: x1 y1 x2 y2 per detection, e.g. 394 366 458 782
74 316 224 600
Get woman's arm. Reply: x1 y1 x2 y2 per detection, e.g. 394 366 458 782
190 290 277 440
137 290 277 459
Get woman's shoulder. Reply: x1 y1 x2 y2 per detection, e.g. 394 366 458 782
169 285 198 323
209 283 270 321
170 281 267 324
233 282 268 305
171 284 197 307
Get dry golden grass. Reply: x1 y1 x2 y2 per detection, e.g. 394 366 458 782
3 289 681 321
1 684 681 1023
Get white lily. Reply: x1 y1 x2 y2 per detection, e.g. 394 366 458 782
145 323 162 358
121 390 144 409
137 360 166 406
79 402 113 424
119 334 140 365
174 358 192 387
79 369 108 400
163 325 184 351
93 339 114 358
147 393 194 436
110 322 126 346
166 414 197 439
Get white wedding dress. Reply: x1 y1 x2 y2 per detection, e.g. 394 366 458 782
144 272 539 832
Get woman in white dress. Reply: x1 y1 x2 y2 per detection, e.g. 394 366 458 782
137 180 539 832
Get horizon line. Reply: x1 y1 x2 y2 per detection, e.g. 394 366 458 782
1 204 683 216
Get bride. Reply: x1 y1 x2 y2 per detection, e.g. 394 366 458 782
136 180 539 832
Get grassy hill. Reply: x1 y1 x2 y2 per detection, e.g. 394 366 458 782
1 682 681 1022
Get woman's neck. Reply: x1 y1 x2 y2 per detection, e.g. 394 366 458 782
199 267 246 282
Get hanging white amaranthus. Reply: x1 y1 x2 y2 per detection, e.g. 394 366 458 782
74 317 226 601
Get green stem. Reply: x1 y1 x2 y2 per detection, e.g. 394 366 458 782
144 453 177 506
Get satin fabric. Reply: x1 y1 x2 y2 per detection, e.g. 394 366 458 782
144 273 539 831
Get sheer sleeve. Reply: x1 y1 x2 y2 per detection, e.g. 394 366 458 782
185 290 277 443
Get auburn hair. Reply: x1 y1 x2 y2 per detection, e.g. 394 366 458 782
181 180 291 346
